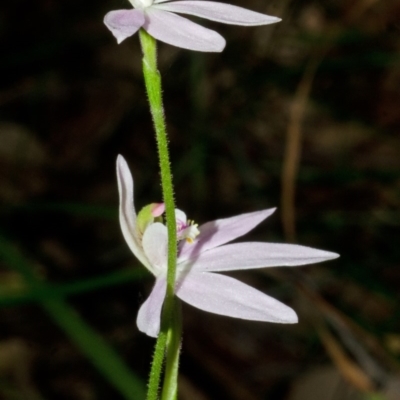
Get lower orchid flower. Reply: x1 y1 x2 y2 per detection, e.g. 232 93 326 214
117 155 339 337
104 0 281 52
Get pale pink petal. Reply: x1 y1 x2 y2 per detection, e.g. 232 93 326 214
153 1 281 26
104 9 145 44
179 208 276 261
143 8 225 52
116 155 150 269
180 242 339 272
137 277 167 337
142 222 168 275
176 271 297 323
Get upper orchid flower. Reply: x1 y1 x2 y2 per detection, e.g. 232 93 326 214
104 0 281 52
117 155 339 337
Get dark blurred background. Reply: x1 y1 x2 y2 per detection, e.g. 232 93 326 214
0 0 399 399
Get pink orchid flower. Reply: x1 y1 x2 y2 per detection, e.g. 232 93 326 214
117 155 339 337
104 0 281 52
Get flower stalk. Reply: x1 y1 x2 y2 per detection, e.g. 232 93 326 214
161 299 182 400
139 29 180 399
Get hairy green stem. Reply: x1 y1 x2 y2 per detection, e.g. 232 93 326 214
161 299 182 400
146 330 168 400
139 30 181 400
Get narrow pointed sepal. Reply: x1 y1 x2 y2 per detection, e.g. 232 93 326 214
184 242 339 272
179 208 276 260
116 155 151 270
176 271 298 323
153 1 281 26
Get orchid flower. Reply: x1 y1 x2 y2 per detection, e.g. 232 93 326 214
104 0 281 52
117 155 339 337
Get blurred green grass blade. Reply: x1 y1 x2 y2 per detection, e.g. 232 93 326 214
0 235 39 285
0 267 149 307
42 298 146 400
0 236 146 399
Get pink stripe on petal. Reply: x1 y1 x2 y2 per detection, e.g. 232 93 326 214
153 1 281 26
104 9 145 44
176 271 298 323
137 277 167 337
143 8 225 52
183 242 339 272
179 208 275 261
